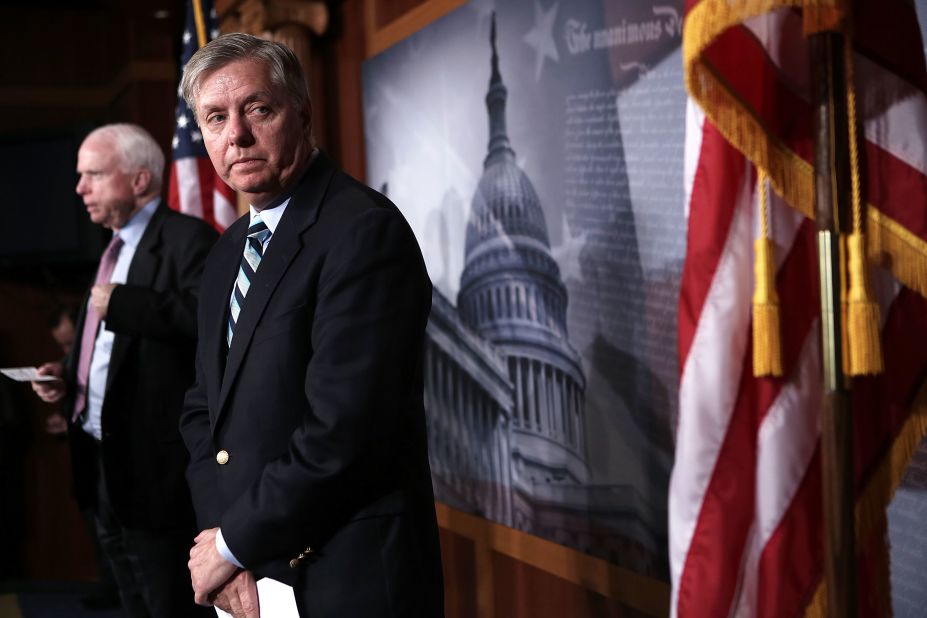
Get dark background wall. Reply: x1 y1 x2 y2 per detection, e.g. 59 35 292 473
0 0 188 581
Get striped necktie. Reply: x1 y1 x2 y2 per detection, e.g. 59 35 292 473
228 215 272 346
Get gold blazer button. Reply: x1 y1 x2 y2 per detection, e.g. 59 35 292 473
216 450 229 465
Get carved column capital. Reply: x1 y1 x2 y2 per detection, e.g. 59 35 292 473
215 0 328 38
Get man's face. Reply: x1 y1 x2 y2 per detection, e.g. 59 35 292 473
196 59 312 209
75 134 138 230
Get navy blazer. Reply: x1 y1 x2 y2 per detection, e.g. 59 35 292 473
180 153 444 617
67 203 217 530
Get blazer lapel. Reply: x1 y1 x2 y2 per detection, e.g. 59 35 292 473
204 219 248 425
214 152 335 427
105 205 165 393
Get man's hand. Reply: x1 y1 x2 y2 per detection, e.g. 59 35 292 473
211 569 260 618
90 283 118 319
189 527 239 606
32 362 66 403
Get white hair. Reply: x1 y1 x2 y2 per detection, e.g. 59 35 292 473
85 123 165 192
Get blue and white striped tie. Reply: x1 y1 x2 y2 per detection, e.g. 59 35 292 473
228 215 272 346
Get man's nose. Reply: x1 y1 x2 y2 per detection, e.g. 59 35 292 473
76 175 87 195
228 115 255 147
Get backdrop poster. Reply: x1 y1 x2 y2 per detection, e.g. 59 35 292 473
363 0 685 578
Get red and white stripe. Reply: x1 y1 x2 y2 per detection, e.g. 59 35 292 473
671 3 927 615
168 157 237 232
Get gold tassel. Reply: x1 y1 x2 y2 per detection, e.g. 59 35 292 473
843 34 884 376
753 231 783 378
753 169 783 377
753 171 782 377
846 232 884 374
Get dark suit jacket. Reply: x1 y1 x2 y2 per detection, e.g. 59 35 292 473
180 153 444 617
67 203 218 530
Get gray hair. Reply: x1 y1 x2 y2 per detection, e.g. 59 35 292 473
85 123 165 192
180 33 311 122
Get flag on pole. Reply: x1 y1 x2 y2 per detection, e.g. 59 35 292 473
671 1 927 616
168 0 237 231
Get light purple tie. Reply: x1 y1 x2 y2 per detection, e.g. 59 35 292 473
72 235 124 422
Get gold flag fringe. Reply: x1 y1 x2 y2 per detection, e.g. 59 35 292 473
804 383 927 616
868 209 927 299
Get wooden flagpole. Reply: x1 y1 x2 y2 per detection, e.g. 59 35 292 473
809 29 856 618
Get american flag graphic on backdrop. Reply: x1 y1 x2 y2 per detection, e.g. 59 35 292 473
168 0 237 231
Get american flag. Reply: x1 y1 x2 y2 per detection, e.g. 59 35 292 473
168 0 237 231
671 1 927 616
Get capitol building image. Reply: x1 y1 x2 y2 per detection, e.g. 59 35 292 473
420 18 659 573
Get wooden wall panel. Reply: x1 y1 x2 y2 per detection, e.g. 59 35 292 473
329 0 369 181
492 552 628 618
439 528 479 618
364 0 467 57
373 0 429 30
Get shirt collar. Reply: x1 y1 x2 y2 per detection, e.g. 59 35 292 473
249 198 289 234
115 198 159 248
248 148 319 234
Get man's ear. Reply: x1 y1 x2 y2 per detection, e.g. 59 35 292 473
132 168 152 195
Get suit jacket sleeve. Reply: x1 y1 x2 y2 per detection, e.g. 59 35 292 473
220 206 431 568
106 219 217 341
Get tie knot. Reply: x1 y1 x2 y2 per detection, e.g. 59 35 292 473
107 235 125 254
248 217 271 244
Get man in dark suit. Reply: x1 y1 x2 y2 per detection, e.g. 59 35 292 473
32 123 217 618
178 33 444 617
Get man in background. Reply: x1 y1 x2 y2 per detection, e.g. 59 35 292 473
179 33 444 617
41 305 120 610
32 123 217 618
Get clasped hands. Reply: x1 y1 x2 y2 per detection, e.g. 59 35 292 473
90 283 117 319
189 528 260 618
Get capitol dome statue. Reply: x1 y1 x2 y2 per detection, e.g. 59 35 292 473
458 15 587 494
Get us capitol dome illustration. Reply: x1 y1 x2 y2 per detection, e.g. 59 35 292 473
424 12 588 532
420 16 657 569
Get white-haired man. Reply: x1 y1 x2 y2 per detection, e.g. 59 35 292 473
32 123 217 618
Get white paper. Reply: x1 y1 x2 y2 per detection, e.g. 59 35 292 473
1 367 59 382
213 577 299 617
